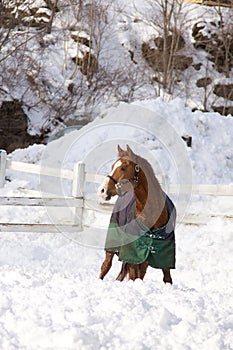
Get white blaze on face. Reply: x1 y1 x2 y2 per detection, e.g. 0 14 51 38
98 160 122 200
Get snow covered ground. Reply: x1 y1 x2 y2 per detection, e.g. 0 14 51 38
0 219 232 350
0 99 233 349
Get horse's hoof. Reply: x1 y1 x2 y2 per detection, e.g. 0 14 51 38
163 278 173 285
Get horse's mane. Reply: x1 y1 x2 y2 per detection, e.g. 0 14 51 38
117 145 167 228
136 154 161 191
134 152 167 228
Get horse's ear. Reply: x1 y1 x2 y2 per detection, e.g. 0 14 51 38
126 145 134 158
117 145 125 157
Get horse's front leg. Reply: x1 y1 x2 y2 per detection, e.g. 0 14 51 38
99 251 115 280
162 268 173 284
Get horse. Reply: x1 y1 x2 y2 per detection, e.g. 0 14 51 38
98 145 176 283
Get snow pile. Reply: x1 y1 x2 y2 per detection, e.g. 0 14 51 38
9 98 233 185
0 219 232 349
2 98 232 227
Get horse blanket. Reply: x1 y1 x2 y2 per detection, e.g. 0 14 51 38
105 190 176 269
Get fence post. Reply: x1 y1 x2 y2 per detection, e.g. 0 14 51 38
72 162 85 228
0 150 7 188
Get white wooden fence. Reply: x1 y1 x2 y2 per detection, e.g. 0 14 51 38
0 149 232 232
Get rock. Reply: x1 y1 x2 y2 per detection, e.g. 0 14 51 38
192 22 205 38
0 2 54 29
212 105 233 116
71 29 97 80
72 51 98 80
0 3 19 28
34 9 51 21
213 84 233 100
196 77 212 88
142 43 164 71
71 55 83 66
154 34 185 52
128 50 137 64
193 63 202 70
80 51 98 77
0 100 40 153
173 55 193 70
181 135 192 147
71 32 92 47
192 20 233 73
142 46 192 71
142 36 192 73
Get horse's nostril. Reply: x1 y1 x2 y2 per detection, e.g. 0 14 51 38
101 188 105 194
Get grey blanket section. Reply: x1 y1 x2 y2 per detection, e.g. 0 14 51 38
109 190 176 239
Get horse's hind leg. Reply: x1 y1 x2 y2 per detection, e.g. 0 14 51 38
128 262 149 281
162 268 173 284
116 262 129 281
116 261 149 282
117 263 143 281
129 264 138 280
99 251 115 280
139 261 149 280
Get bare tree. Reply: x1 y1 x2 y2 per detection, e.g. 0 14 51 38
213 1 233 78
138 0 195 94
45 0 59 34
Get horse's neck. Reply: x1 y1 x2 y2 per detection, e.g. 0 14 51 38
134 174 168 229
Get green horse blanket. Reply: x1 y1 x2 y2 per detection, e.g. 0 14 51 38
105 190 176 269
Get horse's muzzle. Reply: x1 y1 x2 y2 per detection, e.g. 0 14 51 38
105 190 113 201
99 187 112 201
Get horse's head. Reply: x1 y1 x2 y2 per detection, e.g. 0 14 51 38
98 145 139 201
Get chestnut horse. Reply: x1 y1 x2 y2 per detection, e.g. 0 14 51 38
98 145 176 283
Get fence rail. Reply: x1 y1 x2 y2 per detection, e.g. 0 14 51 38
0 149 232 232
6 159 74 179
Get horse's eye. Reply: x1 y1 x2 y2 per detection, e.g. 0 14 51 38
121 167 127 171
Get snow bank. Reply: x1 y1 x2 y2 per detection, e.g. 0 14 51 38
6 98 233 225
8 98 233 188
